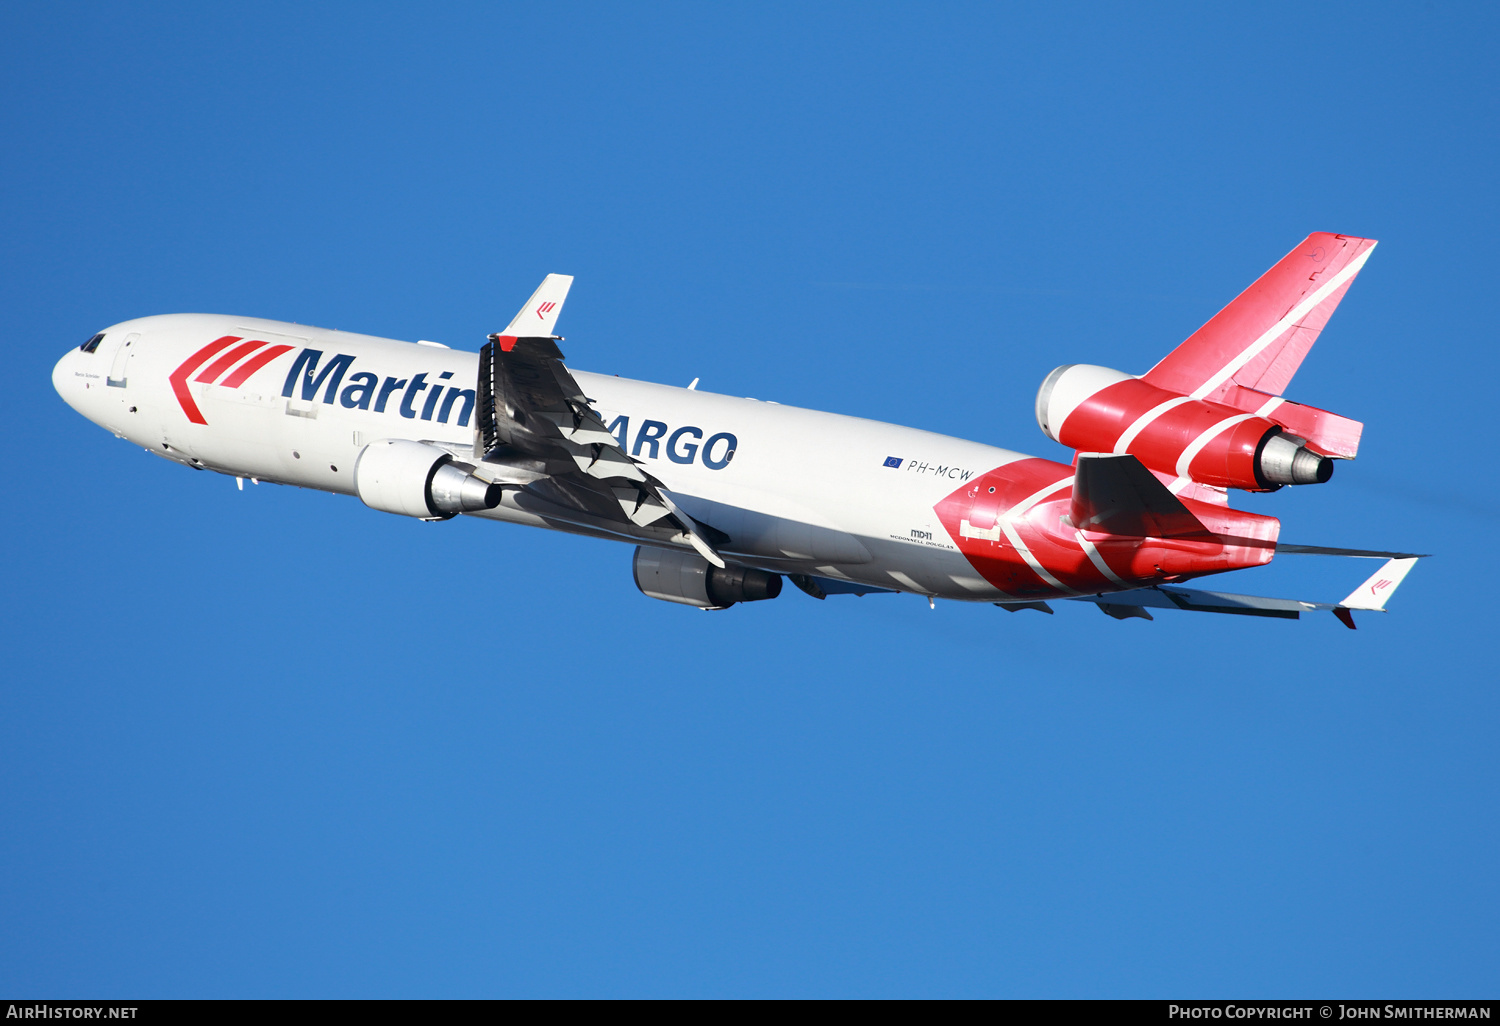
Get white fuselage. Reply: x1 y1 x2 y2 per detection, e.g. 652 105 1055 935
54 314 1047 601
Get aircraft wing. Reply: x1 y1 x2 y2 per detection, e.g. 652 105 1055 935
472 296 727 566
1071 556 1419 629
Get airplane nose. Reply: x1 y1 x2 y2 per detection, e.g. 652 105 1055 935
53 344 96 417
52 349 78 405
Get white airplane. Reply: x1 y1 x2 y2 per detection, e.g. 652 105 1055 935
52 234 1420 625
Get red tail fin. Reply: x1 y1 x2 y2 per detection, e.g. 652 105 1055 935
1144 233 1377 402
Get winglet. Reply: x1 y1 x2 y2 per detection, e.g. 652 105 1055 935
500 274 574 339
1338 556 1419 612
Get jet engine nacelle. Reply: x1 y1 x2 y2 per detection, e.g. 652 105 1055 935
1035 364 1333 491
353 439 502 520
632 546 783 609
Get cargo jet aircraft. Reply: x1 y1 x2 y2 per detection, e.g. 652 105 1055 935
52 233 1420 625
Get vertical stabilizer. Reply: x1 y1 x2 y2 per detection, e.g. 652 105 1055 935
1144 234 1377 402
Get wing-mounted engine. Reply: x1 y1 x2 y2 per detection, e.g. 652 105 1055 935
632 546 782 610
353 438 501 520
1035 365 1341 491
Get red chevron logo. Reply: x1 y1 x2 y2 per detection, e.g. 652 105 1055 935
167 336 294 424
537 301 557 319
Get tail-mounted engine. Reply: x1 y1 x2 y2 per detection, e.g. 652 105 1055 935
632 546 782 610
1035 364 1354 491
353 439 501 520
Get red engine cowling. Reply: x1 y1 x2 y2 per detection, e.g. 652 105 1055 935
1035 364 1334 491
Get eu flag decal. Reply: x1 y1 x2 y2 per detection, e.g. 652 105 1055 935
883 457 903 468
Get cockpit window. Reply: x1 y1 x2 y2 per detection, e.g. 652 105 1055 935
80 333 105 353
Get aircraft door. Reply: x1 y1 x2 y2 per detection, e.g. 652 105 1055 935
965 482 1003 532
106 332 140 388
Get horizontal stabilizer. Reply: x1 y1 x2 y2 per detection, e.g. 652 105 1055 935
1086 586 1307 620
1071 555 1421 627
499 273 574 339
1072 453 1209 538
1278 544 1431 559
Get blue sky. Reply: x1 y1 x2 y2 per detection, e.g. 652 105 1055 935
2 1 1497 997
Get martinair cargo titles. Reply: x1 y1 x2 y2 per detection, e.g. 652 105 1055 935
53 234 1421 625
